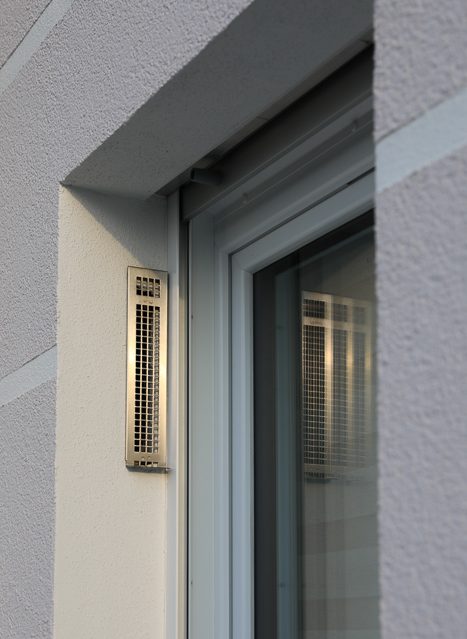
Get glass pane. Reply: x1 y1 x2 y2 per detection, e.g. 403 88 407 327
254 213 378 639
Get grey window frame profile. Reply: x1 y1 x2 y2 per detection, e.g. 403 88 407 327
183 49 374 639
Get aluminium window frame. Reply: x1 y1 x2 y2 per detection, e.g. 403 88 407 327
186 63 374 639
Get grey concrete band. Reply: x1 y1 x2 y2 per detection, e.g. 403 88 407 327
0 0 74 95
377 85 467 192
0 346 57 407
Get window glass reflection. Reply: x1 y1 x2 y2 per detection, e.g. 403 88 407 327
254 214 378 639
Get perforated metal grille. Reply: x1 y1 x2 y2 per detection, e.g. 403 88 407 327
332 302 348 323
302 292 372 480
353 331 367 464
303 298 325 319
353 306 366 325
126 267 167 470
134 460 159 468
332 328 348 466
136 276 160 298
134 304 160 454
303 324 326 471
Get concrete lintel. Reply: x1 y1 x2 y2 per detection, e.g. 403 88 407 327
64 0 372 200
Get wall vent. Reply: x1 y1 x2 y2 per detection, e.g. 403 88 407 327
126 267 168 470
301 291 372 480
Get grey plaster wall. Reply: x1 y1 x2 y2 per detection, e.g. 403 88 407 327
6 0 466 638
0 380 55 639
375 1 467 633
375 0 467 139
377 147 467 637
0 2 251 637
0 0 250 381
0 0 51 67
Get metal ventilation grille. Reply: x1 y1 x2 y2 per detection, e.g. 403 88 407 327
134 305 160 454
136 275 160 298
301 292 372 480
126 267 167 470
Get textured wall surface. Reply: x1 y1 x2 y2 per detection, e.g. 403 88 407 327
65 0 373 198
0 0 251 381
375 0 467 139
0 380 55 639
0 0 373 636
375 1 467 636
0 1 251 637
55 188 167 638
0 0 50 67
7 1 465 638
377 148 467 638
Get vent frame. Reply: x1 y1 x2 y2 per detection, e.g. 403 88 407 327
126 266 168 471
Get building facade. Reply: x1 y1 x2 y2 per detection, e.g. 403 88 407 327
1 1 467 638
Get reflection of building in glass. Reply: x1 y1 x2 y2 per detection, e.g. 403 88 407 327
301 292 372 479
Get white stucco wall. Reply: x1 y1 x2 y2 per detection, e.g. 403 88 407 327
55 188 167 638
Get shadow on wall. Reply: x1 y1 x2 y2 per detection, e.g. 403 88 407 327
65 186 167 265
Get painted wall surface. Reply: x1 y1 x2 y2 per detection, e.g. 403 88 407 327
64 0 373 198
375 2 467 637
0 2 252 637
377 149 467 638
0 380 55 638
0 1 372 636
375 0 467 139
0 0 251 381
4 0 466 638
55 188 167 638
0 0 50 67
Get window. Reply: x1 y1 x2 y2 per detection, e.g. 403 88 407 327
254 213 378 638
186 50 375 639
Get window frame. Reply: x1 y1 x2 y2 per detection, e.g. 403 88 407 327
229 174 374 638
186 63 374 639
